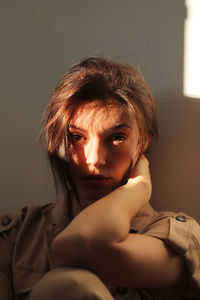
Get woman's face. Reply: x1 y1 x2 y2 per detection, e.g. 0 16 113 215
67 99 140 203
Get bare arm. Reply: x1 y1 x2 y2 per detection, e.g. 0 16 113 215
53 156 152 245
0 271 12 300
52 156 186 287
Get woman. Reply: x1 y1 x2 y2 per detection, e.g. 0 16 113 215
0 56 199 300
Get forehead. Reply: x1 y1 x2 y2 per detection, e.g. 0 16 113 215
69 99 135 131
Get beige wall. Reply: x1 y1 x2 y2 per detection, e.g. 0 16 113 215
1 0 200 221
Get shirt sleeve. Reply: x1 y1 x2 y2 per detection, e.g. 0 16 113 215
0 214 18 278
139 211 200 292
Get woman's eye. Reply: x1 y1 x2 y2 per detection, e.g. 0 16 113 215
111 135 127 144
68 133 83 142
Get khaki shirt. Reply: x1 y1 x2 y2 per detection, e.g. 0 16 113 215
0 196 200 299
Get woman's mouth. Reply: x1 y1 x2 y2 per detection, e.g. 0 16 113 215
83 175 112 186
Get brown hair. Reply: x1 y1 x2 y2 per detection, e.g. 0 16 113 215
41 56 158 196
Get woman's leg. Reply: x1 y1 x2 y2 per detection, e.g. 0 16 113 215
29 267 114 300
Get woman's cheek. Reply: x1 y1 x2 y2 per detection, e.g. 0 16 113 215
112 147 132 167
68 143 84 165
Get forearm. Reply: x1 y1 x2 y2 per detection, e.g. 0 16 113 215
52 232 186 288
93 234 185 288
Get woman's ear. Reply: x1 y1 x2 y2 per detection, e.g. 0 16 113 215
133 135 151 165
143 135 151 153
132 139 142 166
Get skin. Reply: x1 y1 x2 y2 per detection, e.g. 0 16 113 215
52 98 186 288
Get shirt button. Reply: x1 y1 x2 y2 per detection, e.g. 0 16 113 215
176 215 187 222
129 228 137 234
116 287 128 295
1 216 12 226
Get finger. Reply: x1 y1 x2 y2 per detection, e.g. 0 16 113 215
131 155 150 178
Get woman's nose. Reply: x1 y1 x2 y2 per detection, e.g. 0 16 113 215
84 139 106 167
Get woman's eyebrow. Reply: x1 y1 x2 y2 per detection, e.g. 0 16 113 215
68 123 132 132
68 124 87 132
108 123 132 131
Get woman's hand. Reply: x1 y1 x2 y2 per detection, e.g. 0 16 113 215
126 154 152 207
130 154 151 179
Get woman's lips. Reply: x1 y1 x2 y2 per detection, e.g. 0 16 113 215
83 175 112 186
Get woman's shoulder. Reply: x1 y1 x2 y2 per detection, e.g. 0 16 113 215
0 199 71 295
0 213 19 235
0 202 53 235
135 205 200 293
0 196 72 241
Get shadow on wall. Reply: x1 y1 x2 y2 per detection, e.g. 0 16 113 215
0 0 199 220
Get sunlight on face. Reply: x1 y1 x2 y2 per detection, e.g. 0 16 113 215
67 99 140 203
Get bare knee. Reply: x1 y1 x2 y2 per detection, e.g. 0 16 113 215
29 267 113 300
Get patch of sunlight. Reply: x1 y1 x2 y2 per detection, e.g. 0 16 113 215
184 0 200 98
